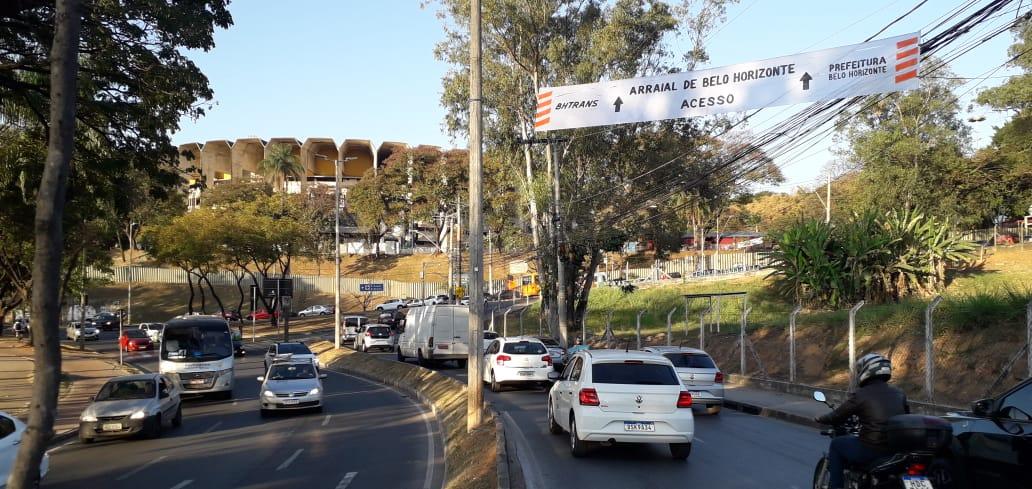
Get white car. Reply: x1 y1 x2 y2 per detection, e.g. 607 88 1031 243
482 331 499 351
425 294 450 305
0 411 49 486
138 322 164 343
376 299 407 312
342 315 368 343
66 322 100 341
546 350 695 459
297 305 332 317
482 337 553 392
356 324 394 352
264 342 318 372
258 360 327 415
642 346 724 415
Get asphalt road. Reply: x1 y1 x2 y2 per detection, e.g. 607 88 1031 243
45 337 445 489
371 351 825 489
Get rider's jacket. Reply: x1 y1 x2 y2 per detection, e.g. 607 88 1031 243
816 379 910 448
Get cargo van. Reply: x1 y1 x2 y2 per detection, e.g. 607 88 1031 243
396 305 470 367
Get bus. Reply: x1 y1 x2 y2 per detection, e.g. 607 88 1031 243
159 315 235 399
506 272 541 297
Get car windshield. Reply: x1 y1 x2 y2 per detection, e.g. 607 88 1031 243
125 330 148 338
268 363 316 380
345 318 361 326
277 343 312 355
161 323 233 362
96 379 155 401
592 362 679 385
663 353 716 369
502 341 547 355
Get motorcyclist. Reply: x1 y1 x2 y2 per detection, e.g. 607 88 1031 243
815 353 910 489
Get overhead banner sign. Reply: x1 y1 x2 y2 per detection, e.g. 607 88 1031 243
534 32 920 131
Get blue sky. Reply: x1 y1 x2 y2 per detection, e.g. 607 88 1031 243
173 0 1025 192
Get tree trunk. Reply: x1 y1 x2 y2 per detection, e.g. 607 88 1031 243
198 277 207 313
233 269 246 315
185 270 195 314
201 275 226 316
12 1 82 487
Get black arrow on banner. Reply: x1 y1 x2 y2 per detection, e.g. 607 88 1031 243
800 72 812 90
613 97 623 112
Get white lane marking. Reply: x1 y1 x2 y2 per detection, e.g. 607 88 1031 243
501 412 547 489
116 455 168 481
169 480 193 489
203 421 223 434
336 472 358 489
322 414 332 426
694 436 705 444
276 448 304 471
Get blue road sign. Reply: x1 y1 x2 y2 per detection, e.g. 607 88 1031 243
359 283 385 292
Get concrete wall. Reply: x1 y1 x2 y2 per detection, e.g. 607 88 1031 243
231 138 265 181
201 140 233 187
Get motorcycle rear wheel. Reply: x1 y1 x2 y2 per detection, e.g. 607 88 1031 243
812 456 830 489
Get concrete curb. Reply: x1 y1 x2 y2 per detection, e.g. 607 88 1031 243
721 398 823 429
494 416 511 489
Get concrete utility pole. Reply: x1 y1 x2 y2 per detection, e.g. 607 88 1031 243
127 222 135 328
334 158 342 349
466 0 484 432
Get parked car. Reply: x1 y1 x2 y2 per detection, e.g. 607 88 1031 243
376 298 407 312
342 315 368 343
88 311 121 331
246 309 280 321
396 304 470 367
119 329 154 352
482 337 553 391
356 324 395 352
78 373 182 443
546 349 695 459
66 322 100 341
138 322 164 343
297 305 332 317
459 296 471 305
0 410 50 484
403 298 425 307
535 336 567 370
220 310 242 321
425 294 450 305
642 346 724 415
258 359 326 416
944 377 1032 488
264 342 318 373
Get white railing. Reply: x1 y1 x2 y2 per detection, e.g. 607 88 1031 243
601 252 770 282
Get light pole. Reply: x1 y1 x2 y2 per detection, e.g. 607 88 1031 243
315 153 356 350
127 222 137 328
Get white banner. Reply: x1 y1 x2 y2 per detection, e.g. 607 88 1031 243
534 32 920 131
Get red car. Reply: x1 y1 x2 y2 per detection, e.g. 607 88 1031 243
246 309 280 320
119 329 154 352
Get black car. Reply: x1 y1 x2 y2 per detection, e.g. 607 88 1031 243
88 312 121 331
945 378 1031 488
221 310 242 322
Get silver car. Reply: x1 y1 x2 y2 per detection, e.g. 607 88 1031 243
258 360 327 416
78 373 182 443
642 346 725 414
66 322 100 341
356 324 394 352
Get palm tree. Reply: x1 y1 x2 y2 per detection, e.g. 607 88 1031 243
259 144 304 197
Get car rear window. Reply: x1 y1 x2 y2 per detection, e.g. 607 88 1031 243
502 341 547 355
483 332 499 340
591 362 679 385
125 330 148 338
368 326 390 333
277 343 312 355
663 353 716 369
538 338 559 347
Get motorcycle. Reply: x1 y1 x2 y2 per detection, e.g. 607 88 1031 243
811 390 954 489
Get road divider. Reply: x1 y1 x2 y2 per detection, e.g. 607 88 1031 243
310 341 506 489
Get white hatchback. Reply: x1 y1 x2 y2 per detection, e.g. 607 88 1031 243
546 350 695 459
482 337 553 391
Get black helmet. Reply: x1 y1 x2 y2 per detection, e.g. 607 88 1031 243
856 353 892 386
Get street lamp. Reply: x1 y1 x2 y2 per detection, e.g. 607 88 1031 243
315 153 356 349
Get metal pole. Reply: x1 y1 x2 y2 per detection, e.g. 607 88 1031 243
550 140 570 349
789 305 802 383
924 295 943 402
825 174 831 223
334 158 342 349
1026 300 1031 379
740 305 751 375
666 307 677 346
715 296 721 333
251 285 256 343
519 308 527 336
487 231 494 296
636 310 645 350
848 301 865 388
466 0 484 432
80 243 86 351
503 306 513 337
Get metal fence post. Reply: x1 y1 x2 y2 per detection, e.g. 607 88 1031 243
740 306 751 375
848 301 865 388
503 306 513 337
925 295 944 402
519 307 527 336
666 307 677 346
699 304 708 351
604 310 614 340
789 305 802 383
636 310 646 350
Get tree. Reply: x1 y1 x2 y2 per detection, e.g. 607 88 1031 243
347 152 413 255
260 144 304 198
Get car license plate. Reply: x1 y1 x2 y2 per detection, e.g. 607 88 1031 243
902 476 934 489
101 423 122 431
282 399 299 405
623 421 655 432
189 379 206 385
518 370 535 376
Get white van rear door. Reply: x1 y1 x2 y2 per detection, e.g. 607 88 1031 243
449 307 470 357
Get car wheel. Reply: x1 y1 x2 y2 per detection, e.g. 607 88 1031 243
490 371 502 392
172 405 183 428
670 442 692 460
417 349 427 367
148 414 163 439
569 415 589 457
547 401 563 435
705 405 722 415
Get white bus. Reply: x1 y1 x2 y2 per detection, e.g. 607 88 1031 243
396 305 470 368
159 315 235 399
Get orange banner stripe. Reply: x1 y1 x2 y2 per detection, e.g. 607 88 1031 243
896 58 918 71
536 100 551 109
895 69 917 83
896 37 918 49
537 91 553 100
896 47 919 60
534 117 550 128
535 109 551 119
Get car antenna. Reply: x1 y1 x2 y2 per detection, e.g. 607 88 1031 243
624 339 630 353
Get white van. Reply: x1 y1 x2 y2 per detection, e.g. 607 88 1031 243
396 305 470 367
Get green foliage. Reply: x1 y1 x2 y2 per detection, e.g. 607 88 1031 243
260 144 304 193
765 210 975 309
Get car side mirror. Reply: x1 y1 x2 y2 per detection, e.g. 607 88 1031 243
547 371 560 382
256 376 264 382
813 391 827 403
971 398 994 417
319 373 328 379
89 395 95 402
160 389 170 399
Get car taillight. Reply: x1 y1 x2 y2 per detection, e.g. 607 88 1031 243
677 391 693 408
906 463 927 476
365 331 371 336
579 388 600 406
496 354 511 365
714 371 724 384
542 355 552 366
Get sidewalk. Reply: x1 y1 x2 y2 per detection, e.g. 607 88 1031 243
0 337 140 442
724 385 832 428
